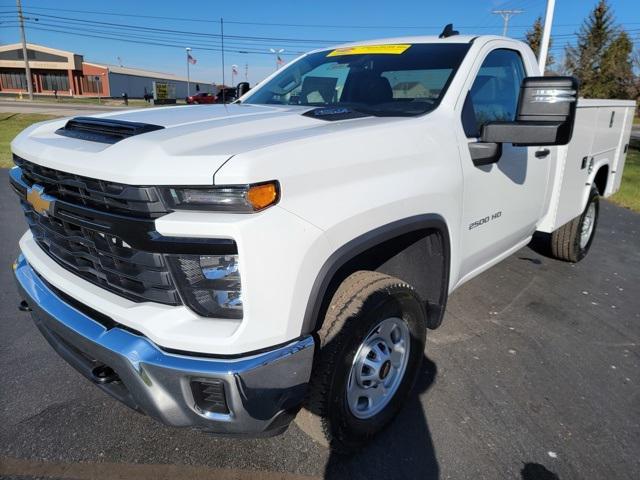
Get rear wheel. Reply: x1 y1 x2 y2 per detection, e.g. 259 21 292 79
550 186 599 262
295 271 427 453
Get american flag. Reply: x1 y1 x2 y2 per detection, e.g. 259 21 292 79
187 53 197 65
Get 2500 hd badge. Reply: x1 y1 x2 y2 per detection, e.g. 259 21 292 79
469 211 502 230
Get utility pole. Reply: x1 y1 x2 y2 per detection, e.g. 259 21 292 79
186 47 192 97
492 9 524 37
16 0 33 100
220 18 225 103
538 0 556 74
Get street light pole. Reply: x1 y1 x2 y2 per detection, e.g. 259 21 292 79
186 47 192 97
16 0 33 100
539 0 556 74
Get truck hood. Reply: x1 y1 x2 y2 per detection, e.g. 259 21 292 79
11 103 403 185
98 103 309 128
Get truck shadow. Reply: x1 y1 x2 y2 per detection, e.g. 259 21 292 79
528 231 553 258
323 356 439 480
521 462 560 480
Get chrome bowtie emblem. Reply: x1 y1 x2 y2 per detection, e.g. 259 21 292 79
26 184 54 216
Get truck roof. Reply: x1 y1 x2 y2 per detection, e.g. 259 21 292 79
317 34 520 53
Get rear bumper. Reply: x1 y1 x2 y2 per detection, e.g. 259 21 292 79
14 254 315 436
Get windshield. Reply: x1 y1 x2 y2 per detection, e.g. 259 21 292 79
243 43 470 116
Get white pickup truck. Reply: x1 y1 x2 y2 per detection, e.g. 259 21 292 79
10 33 635 452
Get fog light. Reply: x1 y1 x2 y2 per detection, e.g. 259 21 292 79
191 379 229 414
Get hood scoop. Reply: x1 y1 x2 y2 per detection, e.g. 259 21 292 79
56 116 164 144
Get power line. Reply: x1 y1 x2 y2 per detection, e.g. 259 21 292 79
13 25 306 56
4 15 638 46
21 11 354 44
0 5 533 30
18 19 318 51
10 4 640 31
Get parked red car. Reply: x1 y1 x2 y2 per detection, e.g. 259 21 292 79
186 92 217 104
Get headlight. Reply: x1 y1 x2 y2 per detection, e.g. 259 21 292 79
162 181 279 212
167 254 242 319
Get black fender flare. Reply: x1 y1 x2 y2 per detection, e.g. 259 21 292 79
300 214 451 334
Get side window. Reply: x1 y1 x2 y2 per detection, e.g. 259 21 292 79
462 49 526 138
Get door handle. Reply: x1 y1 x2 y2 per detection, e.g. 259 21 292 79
535 148 551 158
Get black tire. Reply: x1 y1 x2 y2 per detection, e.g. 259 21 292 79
295 270 427 453
550 186 600 262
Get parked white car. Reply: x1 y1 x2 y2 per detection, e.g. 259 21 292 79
10 33 635 452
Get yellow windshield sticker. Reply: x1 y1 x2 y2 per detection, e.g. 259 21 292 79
327 44 411 57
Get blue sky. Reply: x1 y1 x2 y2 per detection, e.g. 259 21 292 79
0 0 637 85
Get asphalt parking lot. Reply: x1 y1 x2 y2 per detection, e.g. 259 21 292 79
0 168 638 480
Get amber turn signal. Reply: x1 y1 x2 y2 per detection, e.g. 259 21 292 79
246 182 279 211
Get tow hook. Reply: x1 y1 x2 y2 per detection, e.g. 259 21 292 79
18 300 32 312
91 364 119 384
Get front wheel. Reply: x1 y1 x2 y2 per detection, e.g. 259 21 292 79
550 186 600 262
295 271 427 453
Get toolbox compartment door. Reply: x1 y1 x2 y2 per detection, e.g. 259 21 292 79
541 107 597 232
608 105 634 195
538 100 636 233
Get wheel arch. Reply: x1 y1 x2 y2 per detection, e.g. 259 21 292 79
301 214 451 335
593 164 609 196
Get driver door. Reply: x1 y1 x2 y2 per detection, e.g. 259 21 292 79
457 47 552 279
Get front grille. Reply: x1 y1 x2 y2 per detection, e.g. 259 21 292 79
22 199 181 305
14 155 168 218
12 156 182 306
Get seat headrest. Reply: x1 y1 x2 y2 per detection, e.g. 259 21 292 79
343 71 393 105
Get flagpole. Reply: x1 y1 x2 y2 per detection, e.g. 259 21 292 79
539 0 555 73
186 47 191 97
220 17 226 104
269 48 284 71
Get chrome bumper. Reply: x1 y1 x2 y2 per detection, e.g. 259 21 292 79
14 254 315 436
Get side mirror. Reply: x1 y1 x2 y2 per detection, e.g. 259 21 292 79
481 76 578 146
237 82 251 97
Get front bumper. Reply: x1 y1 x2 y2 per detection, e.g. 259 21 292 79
14 254 315 436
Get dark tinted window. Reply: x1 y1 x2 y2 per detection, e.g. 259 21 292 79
244 44 470 117
462 49 526 137
41 72 69 91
